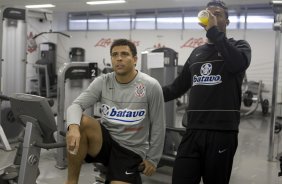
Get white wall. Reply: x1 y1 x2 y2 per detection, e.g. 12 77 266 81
244 30 282 103
26 15 282 109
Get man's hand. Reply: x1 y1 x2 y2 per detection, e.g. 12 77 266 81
66 124 80 155
140 160 156 176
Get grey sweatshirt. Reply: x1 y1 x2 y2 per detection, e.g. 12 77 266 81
67 71 165 167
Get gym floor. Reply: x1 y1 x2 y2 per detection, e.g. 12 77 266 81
1 111 282 184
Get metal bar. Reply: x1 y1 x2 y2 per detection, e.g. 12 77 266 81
0 125 12 150
0 8 11 151
18 122 42 184
44 65 50 97
268 30 281 161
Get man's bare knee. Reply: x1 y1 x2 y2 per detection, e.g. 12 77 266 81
80 114 103 156
80 115 100 131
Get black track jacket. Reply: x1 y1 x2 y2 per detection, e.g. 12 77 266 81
163 26 251 131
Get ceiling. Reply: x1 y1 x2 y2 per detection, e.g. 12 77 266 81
0 0 273 13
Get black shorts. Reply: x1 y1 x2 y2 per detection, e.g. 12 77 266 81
85 124 143 184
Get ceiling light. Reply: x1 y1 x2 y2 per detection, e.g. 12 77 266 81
272 1 282 4
25 4 55 9
86 0 126 5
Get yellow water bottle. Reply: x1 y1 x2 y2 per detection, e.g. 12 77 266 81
198 10 209 26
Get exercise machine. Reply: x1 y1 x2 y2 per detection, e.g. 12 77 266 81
141 47 186 167
241 78 269 116
0 10 27 183
0 7 26 97
33 42 57 98
68 47 86 89
0 93 65 184
69 47 85 62
56 62 98 169
0 7 26 152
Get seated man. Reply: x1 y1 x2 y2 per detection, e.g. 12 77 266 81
65 39 165 184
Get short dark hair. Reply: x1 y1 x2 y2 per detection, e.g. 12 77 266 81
110 39 137 57
206 1 229 18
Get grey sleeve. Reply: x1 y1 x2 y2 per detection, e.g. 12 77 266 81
66 104 83 127
66 77 103 127
146 81 166 167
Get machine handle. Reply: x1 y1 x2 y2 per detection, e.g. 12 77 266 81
34 142 66 149
0 94 10 101
47 98 54 107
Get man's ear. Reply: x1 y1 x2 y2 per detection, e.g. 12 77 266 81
134 56 138 65
226 18 230 26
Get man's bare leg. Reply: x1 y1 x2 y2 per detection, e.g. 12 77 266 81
65 115 103 184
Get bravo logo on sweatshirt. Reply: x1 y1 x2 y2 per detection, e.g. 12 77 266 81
101 104 146 125
193 63 222 86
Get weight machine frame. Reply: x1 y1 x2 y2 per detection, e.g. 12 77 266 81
268 0 282 177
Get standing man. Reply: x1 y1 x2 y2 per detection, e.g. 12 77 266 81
163 1 251 184
65 39 165 184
